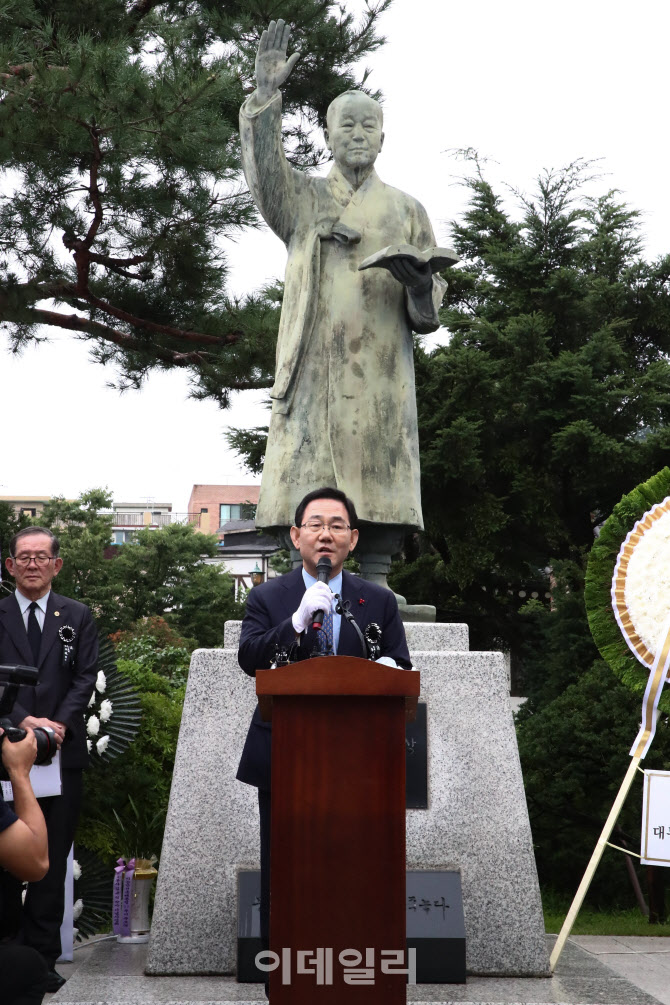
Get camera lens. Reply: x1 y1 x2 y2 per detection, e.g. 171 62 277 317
33 726 58 765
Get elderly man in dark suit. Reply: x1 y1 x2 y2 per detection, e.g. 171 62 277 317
0 526 98 993
236 486 411 969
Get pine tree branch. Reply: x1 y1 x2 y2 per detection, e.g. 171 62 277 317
0 280 70 311
0 64 78 98
55 127 238 347
82 291 240 346
127 0 161 26
226 379 274 390
82 128 104 253
34 308 214 367
100 74 219 135
1 63 69 82
0 280 243 350
62 126 104 292
87 251 150 280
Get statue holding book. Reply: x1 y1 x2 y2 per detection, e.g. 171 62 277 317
241 19 457 582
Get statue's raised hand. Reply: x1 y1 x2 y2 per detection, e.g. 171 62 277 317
255 19 300 105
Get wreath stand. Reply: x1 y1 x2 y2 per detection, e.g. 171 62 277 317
551 471 670 971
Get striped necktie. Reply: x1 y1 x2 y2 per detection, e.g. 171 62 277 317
321 602 334 654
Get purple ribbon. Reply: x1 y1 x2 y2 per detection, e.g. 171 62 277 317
120 858 136 937
112 858 125 935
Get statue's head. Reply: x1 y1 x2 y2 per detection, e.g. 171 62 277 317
324 91 384 171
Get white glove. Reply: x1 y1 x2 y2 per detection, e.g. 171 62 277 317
375 656 398 668
292 582 334 634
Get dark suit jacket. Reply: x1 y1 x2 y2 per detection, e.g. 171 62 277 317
236 567 411 789
0 591 99 771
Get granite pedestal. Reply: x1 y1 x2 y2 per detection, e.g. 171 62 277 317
146 621 548 977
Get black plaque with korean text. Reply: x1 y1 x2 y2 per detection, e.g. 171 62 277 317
406 870 466 983
238 868 466 984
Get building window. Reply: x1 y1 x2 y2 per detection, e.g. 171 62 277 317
220 503 257 525
112 530 136 545
220 504 241 523
200 508 208 513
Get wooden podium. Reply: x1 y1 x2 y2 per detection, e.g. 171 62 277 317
256 656 420 1003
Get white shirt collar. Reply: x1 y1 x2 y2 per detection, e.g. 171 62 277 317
15 589 50 615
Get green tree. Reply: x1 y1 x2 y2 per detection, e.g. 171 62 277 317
389 157 670 908
110 521 243 644
0 501 30 589
389 158 670 667
0 1 390 402
110 615 194 687
35 488 243 644
39 488 117 618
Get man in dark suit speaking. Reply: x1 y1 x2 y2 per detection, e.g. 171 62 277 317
0 526 98 992
236 486 411 956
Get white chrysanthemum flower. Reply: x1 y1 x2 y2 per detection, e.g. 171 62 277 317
95 670 107 694
73 898 83 920
99 699 113 722
96 735 110 755
88 691 96 708
86 715 100 737
625 508 670 654
86 739 92 753
72 860 82 881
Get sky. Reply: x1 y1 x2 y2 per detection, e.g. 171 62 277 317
2 0 670 514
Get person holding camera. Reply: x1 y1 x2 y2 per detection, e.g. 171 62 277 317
0 526 98 992
0 725 49 1004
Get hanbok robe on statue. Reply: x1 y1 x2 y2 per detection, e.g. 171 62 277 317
240 94 446 530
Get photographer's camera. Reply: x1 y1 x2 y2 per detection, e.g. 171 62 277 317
0 664 58 779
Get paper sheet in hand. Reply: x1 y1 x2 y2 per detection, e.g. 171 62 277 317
1 750 63 801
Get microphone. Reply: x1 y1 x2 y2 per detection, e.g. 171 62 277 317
312 555 332 630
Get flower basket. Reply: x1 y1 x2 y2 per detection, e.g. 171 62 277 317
114 857 158 943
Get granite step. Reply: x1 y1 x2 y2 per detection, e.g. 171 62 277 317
50 938 663 1005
